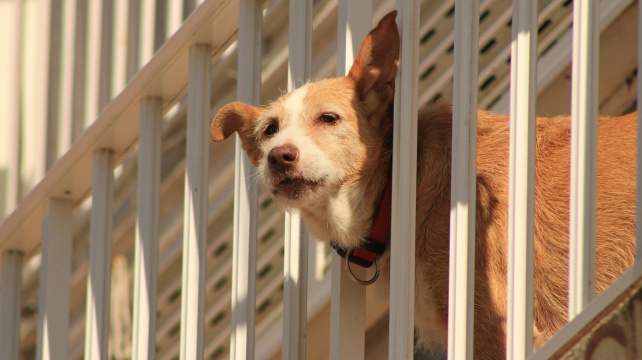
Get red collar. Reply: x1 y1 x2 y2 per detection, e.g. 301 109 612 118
331 175 392 268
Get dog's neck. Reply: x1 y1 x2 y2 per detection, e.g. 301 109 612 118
300 153 392 250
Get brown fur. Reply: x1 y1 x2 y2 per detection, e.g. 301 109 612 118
210 11 637 359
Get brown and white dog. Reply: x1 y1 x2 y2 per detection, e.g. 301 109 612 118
210 11 637 359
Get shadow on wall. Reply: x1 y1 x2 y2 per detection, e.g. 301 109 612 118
0 168 9 220
415 339 446 360
0 168 31 222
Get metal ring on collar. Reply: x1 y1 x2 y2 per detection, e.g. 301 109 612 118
344 256 380 286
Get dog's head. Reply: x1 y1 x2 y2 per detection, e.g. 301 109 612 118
211 11 399 216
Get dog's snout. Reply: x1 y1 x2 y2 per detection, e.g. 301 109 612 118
268 145 299 172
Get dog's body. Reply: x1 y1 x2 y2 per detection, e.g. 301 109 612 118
211 11 637 359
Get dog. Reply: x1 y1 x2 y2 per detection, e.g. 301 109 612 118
210 11 637 359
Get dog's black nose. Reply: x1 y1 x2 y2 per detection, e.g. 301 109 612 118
268 145 299 172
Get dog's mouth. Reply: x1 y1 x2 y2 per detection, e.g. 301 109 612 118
273 176 323 199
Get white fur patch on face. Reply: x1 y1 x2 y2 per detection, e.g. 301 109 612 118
281 85 308 126
249 77 377 245
256 84 342 208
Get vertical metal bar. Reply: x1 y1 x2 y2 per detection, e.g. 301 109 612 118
21 0 48 197
72 0 87 140
82 0 114 124
98 0 114 110
568 0 599 320
84 149 115 360
112 0 129 96
153 0 166 51
283 220 309 360
139 0 157 67
328 2 371 359
507 0 537 357
84 0 103 127
230 1 261 359
287 0 312 91
0 250 24 360
448 0 479 359
329 250 366 360
389 2 419 359
0 0 21 218
166 0 184 36
179 44 211 360
132 97 162 360
37 198 73 360
126 0 141 81
45 0 63 169
282 2 312 359
57 0 78 157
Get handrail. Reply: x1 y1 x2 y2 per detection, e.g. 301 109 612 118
0 0 244 258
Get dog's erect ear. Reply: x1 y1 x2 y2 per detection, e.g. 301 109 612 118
348 10 399 118
211 102 264 165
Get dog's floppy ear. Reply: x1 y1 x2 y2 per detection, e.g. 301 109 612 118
211 102 264 166
348 10 399 119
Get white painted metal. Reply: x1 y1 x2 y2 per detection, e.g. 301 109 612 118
389 1 419 359
256 275 333 360
0 0 21 218
57 0 78 158
506 0 537 357
287 0 312 92
230 1 261 358
84 0 103 127
568 0 599 320
2 0 636 358
72 0 88 140
127 0 141 81
0 250 24 360
329 252 367 360
99 0 114 110
140 0 158 67
314 243 330 281
490 0 634 114
282 219 309 360
112 0 129 97
84 149 115 360
21 0 48 198
329 1 371 359
0 0 240 259
167 0 184 36
45 0 63 169
282 1 312 359
180 44 211 360
448 0 479 359
37 199 73 360
132 97 162 360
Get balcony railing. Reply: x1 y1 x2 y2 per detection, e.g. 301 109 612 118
0 0 640 359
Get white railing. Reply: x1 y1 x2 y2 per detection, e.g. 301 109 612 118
0 1 250 358
448 0 479 358
0 0 201 221
0 0 640 359
507 0 536 357
230 1 261 358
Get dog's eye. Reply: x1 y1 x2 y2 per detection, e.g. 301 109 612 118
265 124 278 136
320 113 338 124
